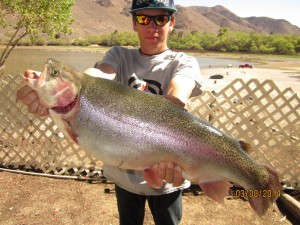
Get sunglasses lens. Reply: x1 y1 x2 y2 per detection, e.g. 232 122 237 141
135 15 170 26
136 15 151 25
155 15 170 26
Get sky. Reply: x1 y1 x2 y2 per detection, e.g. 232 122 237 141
175 0 300 28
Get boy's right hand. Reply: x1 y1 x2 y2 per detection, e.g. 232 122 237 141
16 70 49 116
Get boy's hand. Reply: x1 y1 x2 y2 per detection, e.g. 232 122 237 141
143 162 185 188
16 70 49 116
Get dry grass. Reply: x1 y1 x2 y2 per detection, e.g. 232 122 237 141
0 171 291 225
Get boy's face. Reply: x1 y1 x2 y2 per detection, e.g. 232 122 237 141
132 9 175 51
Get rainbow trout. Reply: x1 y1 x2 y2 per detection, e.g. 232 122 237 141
19 58 281 215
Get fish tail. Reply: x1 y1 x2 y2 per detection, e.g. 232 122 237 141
248 165 282 216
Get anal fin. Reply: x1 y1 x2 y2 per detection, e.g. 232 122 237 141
199 180 232 204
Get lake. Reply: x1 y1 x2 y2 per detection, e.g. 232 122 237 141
1 46 250 75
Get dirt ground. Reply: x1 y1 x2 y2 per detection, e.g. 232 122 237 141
0 171 293 225
0 54 299 225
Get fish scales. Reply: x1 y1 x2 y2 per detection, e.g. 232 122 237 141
78 76 258 181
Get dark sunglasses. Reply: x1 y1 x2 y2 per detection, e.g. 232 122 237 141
134 15 172 26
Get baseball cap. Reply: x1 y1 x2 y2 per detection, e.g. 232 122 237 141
130 0 177 14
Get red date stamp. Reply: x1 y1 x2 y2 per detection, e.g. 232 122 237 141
233 189 281 198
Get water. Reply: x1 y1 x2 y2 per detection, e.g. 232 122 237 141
1 47 106 74
196 57 250 69
1 47 249 74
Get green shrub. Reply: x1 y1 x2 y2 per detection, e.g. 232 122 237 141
73 38 91 46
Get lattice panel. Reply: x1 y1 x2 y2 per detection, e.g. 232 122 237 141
187 79 300 186
0 74 299 186
0 74 103 178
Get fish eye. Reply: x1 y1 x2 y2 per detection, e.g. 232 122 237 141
52 70 60 76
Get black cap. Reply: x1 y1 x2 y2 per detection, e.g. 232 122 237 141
130 0 177 14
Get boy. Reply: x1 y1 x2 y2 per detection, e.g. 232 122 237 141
17 1 202 224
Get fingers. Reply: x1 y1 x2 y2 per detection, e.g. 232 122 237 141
27 97 40 113
17 85 49 116
173 166 185 187
37 105 49 116
144 162 185 188
162 162 184 186
27 97 49 116
143 166 163 188
157 163 167 180
16 86 33 101
22 89 38 106
24 70 41 79
160 162 174 184
17 70 48 117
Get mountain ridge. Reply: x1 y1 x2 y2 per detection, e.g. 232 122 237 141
70 1 300 39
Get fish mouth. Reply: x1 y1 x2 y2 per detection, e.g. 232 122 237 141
51 96 78 114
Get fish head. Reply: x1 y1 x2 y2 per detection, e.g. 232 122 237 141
23 58 82 114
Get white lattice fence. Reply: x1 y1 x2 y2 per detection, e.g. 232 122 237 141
187 79 300 186
0 74 299 186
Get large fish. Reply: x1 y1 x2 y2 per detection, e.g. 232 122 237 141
19 58 281 215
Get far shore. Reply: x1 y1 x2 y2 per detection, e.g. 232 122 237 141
197 52 300 94
2 45 299 69
183 49 300 94
201 67 300 94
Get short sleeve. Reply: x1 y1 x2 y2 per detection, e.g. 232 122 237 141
94 46 120 71
172 54 203 97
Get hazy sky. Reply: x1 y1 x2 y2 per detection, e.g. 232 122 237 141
176 0 300 28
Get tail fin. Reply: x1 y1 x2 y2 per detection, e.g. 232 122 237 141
248 165 282 216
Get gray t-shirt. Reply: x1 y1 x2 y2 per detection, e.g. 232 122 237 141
96 46 203 195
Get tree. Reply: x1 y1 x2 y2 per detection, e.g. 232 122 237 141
271 35 295 54
0 0 75 73
218 26 229 37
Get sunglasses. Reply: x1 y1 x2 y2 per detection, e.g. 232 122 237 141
134 15 172 26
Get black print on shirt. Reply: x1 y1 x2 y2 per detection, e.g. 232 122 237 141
128 75 163 95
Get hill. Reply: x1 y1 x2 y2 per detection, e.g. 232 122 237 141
1 0 299 42
69 0 300 39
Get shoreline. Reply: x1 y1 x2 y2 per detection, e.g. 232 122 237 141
201 67 300 94
191 52 300 94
